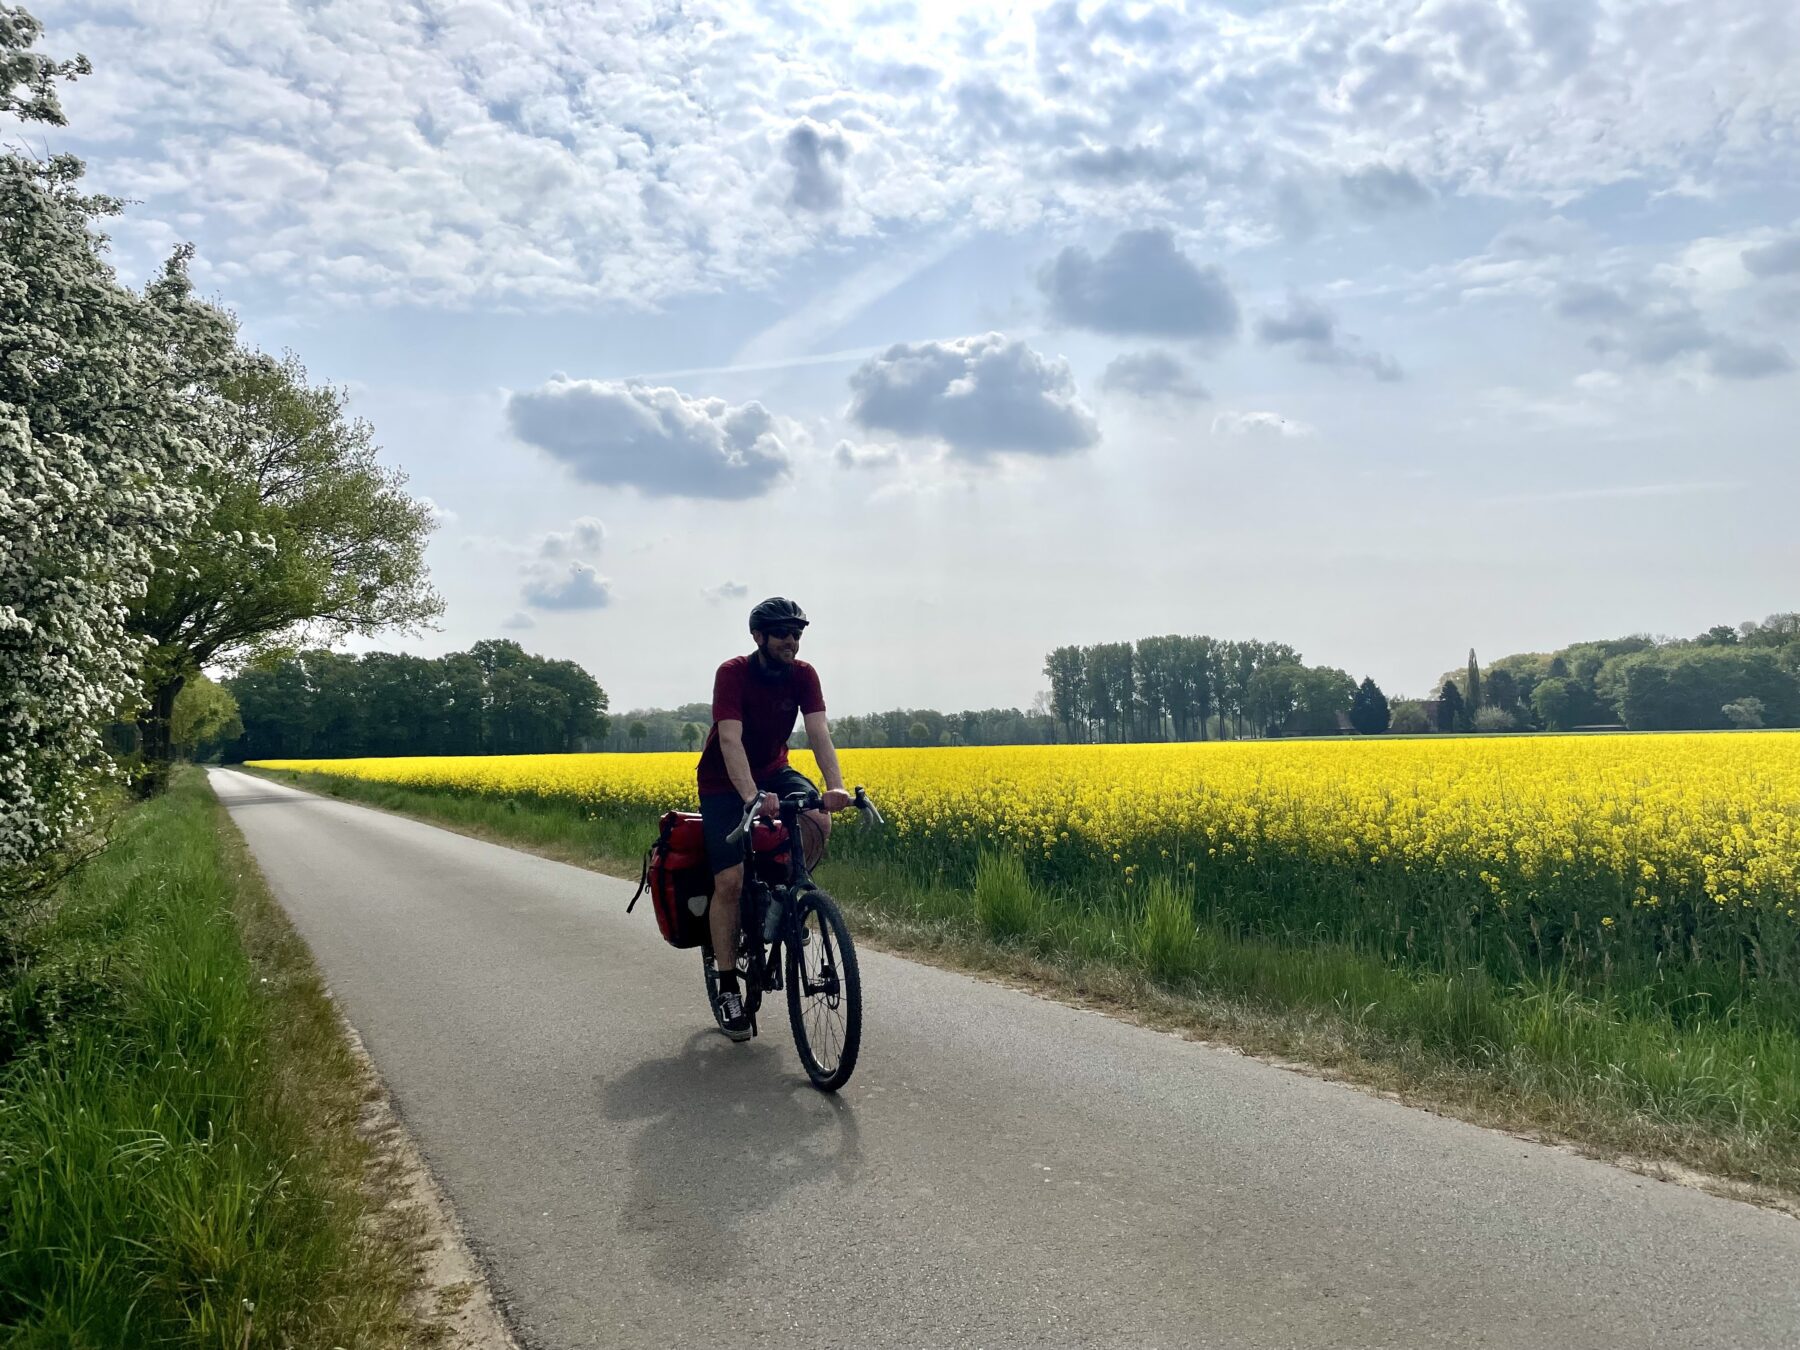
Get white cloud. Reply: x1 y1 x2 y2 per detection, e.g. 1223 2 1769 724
703 580 751 603
522 560 613 611
500 610 537 630
1101 350 1210 403
48 0 1796 308
1256 295 1402 381
1038 228 1239 341
1341 163 1432 215
847 332 1099 460
782 118 849 212
833 439 901 469
1211 410 1315 441
1744 233 1800 279
507 379 793 499
539 516 607 558
1553 278 1795 381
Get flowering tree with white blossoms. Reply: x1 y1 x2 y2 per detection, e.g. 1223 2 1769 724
0 5 238 905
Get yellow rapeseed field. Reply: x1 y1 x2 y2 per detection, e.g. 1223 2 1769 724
254 733 1799 955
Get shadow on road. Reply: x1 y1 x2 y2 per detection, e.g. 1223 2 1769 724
599 1027 863 1285
211 790 305 809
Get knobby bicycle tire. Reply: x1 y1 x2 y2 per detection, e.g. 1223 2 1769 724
785 889 862 1091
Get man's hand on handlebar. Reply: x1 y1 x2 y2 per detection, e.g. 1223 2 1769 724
747 790 779 818
820 787 852 813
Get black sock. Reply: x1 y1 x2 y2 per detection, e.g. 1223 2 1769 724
717 971 740 995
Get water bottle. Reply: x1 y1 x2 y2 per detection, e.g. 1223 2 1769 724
761 894 784 943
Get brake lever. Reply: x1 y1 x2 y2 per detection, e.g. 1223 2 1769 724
853 785 884 828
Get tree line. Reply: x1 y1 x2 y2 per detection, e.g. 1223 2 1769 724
1042 637 1363 741
1036 615 1800 743
1430 616 1800 734
362 612 1800 764
224 642 608 761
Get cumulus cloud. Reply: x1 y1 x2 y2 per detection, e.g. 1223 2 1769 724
507 379 792 499
539 516 606 558
1489 215 1590 259
1341 163 1433 214
847 333 1100 460
1211 410 1315 440
783 120 849 212
833 439 901 469
1256 295 1402 380
1554 282 1794 381
1555 283 1638 322
1744 235 1800 278
1057 143 1203 184
703 580 751 603
1101 350 1210 403
1037 228 1240 342
522 561 613 611
1707 337 1795 380
500 611 537 631
52 0 1800 308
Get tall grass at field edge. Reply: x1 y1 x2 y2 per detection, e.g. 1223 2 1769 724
248 767 1800 1198
0 770 418 1347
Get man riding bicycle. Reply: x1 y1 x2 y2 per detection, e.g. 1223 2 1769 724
697 597 852 1041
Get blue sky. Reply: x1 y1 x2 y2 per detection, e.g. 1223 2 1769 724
33 0 1800 711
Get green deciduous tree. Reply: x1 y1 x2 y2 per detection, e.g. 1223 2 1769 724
1388 701 1432 734
1616 648 1798 731
1531 677 1577 731
170 675 242 760
129 352 443 790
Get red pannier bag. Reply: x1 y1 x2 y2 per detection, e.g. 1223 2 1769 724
626 811 794 949
749 817 790 871
628 811 713 948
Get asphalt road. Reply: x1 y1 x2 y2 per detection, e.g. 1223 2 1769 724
208 769 1800 1350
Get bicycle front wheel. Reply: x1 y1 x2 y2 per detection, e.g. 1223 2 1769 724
785 889 862 1091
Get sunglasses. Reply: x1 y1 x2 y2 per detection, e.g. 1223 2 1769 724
764 626 804 640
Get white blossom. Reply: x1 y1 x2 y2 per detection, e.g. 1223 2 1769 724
1 9 237 896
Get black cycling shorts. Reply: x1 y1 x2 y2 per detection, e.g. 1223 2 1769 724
699 764 818 876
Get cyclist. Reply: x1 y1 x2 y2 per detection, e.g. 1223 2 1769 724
697 596 852 1041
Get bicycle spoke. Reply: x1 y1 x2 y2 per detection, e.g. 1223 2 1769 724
785 891 861 1090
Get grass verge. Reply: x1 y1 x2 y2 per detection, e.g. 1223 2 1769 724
247 766 1800 1211
0 768 432 1347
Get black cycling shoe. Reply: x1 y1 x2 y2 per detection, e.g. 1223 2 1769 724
716 988 753 1042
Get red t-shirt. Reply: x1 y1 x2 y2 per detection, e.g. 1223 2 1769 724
696 655 826 796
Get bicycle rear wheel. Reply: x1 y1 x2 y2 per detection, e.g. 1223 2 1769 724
785 889 862 1091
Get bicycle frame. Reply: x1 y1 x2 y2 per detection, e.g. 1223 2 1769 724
729 791 823 1000
721 786 879 1008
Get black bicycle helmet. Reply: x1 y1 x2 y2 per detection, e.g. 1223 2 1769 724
748 596 809 634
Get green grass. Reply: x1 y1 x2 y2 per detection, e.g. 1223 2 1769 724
250 767 1800 1206
972 849 1040 942
0 770 421 1347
